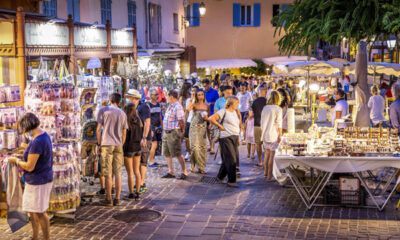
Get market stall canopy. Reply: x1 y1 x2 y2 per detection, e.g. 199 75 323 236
262 56 316 65
273 61 344 76
345 62 400 76
330 58 349 64
197 59 257 70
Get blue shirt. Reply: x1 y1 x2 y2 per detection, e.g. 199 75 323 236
205 88 219 115
23 132 53 185
214 97 226 112
390 99 400 131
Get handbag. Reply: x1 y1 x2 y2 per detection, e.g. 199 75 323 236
210 110 226 142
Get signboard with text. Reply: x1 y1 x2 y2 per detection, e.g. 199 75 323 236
111 30 133 47
25 22 69 46
0 21 14 45
74 27 107 47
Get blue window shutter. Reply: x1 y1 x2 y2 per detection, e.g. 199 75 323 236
253 3 260 27
73 0 80 22
233 3 241 27
192 3 200 27
281 4 289 12
67 0 73 17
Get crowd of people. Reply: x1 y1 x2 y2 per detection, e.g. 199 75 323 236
9 71 400 240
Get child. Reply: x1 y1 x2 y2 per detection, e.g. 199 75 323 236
245 112 256 160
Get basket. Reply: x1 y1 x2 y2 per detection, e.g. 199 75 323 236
323 180 366 206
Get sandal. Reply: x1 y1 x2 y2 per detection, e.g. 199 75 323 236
179 173 188 180
190 167 196 174
255 163 263 167
198 169 207 174
161 173 176 178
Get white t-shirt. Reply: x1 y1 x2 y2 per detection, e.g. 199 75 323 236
216 109 240 138
339 77 349 89
368 95 386 125
331 99 349 128
260 105 282 143
237 91 253 112
266 89 272 101
186 98 194 123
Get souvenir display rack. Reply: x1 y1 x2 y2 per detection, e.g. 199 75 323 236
278 125 400 157
24 80 81 212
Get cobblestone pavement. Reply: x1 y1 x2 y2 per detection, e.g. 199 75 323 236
3 144 400 240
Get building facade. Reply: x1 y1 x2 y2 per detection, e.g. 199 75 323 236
186 0 292 62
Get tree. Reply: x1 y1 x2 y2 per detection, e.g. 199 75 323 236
273 0 392 127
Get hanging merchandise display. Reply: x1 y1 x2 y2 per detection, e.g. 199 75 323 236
24 61 81 212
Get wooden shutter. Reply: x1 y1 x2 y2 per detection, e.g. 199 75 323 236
157 4 162 43
73 0 80 22
253 3 260 27
233 3 241 27
67 0 73 17
192 3 200 27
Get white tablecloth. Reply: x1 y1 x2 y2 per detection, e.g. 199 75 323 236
275 155 400 173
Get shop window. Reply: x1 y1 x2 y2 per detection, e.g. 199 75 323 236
185 4 200 27
173 13 179 33
149 3 162 44
101 0 112 25
233 3 260 27
42 0 57 18
67 0 80 22
128 0 137 27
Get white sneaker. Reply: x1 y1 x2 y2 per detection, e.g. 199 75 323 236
184 153 191 160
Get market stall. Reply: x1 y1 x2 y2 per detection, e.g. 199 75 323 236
275 125 400 211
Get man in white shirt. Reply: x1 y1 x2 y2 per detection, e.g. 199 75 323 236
237 83 253 123
368 85 386 127
331 89 349 129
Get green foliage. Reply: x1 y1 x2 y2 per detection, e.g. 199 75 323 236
272 0 392 56
240 59 267 76
383 0 400 33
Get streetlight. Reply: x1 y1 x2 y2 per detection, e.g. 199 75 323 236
387 39 396 63
199 2 206 16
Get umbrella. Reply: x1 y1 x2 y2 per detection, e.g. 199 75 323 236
273 61 344 76
354 41 370 127
345 62 400 82
262 56 316 65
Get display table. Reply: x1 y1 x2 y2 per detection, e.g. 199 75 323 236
274 155 400 210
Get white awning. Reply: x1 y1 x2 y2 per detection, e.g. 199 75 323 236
262 56 316 65
197 59 257 70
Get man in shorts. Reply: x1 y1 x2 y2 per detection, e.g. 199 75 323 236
147 88 163 168
125 89 152 193
161 90 188 180
251 86 267 167
97 93 128 206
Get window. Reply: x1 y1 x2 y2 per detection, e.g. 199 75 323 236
272 4 289 27
128 0 137 27
149 3 161 44
240 5 252 26
67 0 80 22
101 0 112 25
272 4 280 26
42 0 57 18
233 3 260 27
185 3 200 27
173 13 179 33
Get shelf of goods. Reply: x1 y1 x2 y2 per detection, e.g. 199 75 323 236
24 81 81 212
278 125 400 157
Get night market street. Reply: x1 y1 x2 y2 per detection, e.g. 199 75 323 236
2 144 400 240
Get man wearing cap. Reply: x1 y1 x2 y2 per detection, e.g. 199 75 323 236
125 89 152 193
161 90 188 180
